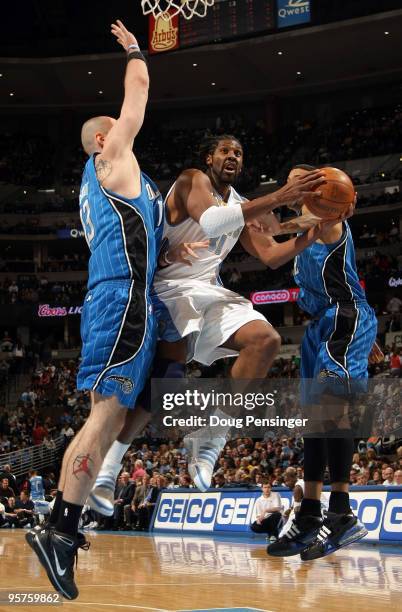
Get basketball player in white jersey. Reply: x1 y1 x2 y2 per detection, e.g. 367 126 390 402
87 135 332 513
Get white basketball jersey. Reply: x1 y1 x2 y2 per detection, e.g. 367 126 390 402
155 183 246 284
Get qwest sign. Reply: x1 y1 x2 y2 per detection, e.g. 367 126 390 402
277 0 311 28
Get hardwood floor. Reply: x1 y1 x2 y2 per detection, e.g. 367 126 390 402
0 530 400 612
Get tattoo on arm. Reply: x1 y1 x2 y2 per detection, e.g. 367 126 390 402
72 454 94 479
95 158 112 184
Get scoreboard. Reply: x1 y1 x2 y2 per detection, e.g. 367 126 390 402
179 0 275 48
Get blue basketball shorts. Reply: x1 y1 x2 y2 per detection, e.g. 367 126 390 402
77 280 157 408
300 302 377 404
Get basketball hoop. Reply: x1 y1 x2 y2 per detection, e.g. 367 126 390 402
141 0 215 20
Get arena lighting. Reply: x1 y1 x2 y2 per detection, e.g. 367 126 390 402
277 51 283 55
98 90 103 94
9 92 14 96
88 71 93 75
296 71 302 75
37 188 55 193
211 82 216 86
193 63 198 66
384 31 390 35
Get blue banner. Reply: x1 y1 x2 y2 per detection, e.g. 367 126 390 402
277 0 311 28
57 228 85 239
152 486 402 543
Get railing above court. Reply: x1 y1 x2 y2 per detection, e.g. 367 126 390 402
0 435 64 477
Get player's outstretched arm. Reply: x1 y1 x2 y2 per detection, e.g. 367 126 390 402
240 219 336 269
102 20 149 159
175 169 326 239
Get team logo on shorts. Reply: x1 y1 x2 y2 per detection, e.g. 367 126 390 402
318 369 342 380
104 375 134 394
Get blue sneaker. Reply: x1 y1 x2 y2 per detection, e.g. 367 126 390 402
267 514 323 557
300 511 368 561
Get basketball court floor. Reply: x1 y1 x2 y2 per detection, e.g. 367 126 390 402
1 530 400 612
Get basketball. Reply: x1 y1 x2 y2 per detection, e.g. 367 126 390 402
304 167 355 219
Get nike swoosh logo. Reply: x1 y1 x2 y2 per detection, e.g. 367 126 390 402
53 548 66 576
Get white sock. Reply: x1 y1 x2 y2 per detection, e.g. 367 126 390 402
100 441 130 473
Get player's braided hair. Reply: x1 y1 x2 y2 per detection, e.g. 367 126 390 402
197 134 243 170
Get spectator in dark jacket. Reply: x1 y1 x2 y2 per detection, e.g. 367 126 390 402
102 472 135 531
0 477 16 502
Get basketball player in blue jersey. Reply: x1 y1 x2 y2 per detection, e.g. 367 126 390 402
26 21 163 600
255 164 382 560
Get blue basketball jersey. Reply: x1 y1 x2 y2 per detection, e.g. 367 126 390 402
30 475 45 500
79 155 164 290
294 222 366 316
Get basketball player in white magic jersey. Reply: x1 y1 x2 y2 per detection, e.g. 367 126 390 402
88 135 330 511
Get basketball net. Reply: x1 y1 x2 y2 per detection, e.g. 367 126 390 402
141 0 215 20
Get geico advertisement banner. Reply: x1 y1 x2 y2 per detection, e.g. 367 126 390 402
152 488 402 542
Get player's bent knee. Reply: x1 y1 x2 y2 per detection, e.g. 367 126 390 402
249 327 281 358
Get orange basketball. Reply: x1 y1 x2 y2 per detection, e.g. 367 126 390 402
304 167 355 219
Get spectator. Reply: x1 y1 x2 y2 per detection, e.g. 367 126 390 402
60 423 75 443
0 464 17 493
383 466 396 485
14 490 35 527
32 421 47 446
349 469 359 485
250 482 282 541
125 474 151 530
387 296 402 315
367 469 382 485
111 472 135 531
394 470 402 485
131 459 146 481
278 466 304 532
356 472 369 485
3 496 18 527
0 477 15 501
136 475 163 531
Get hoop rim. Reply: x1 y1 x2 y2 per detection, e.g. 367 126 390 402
141 0 215 21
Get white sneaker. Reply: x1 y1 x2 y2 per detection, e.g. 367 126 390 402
87 463 121 516
83 521 98 531
185 435 226 492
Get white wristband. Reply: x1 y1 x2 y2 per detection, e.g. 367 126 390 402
127 43 140 51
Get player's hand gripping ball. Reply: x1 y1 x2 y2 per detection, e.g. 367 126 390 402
304 167 355 220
